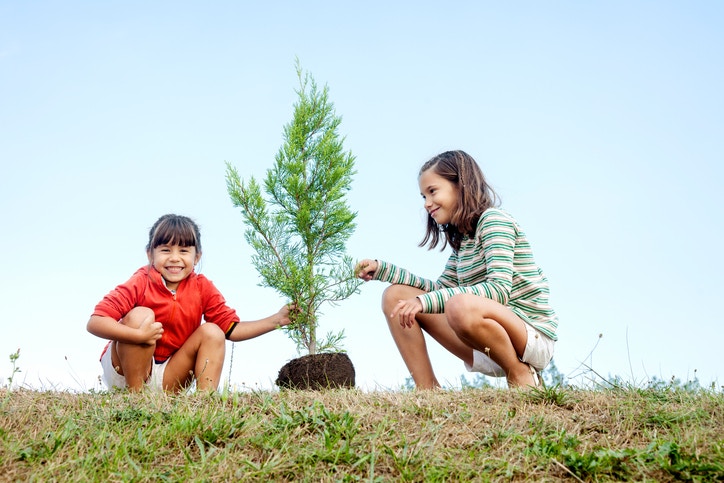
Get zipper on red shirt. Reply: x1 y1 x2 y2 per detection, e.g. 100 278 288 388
168 289 177 323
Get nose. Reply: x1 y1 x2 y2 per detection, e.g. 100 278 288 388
423 197 432 210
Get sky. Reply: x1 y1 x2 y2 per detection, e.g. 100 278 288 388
1 1 722 392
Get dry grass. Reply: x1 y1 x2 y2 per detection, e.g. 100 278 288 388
1 386 722 481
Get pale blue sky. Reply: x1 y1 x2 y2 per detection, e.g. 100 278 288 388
1 1 722 391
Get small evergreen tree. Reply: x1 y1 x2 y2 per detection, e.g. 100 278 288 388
225 61 360 355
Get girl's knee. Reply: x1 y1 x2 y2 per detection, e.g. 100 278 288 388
198 323 226 343
381 284 399 303
446 294 473 318
381 284 408 307
446 294 487 334
120 307 155 329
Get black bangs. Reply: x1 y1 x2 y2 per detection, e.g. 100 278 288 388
148 215 201 251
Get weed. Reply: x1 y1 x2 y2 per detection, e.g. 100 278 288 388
6 349 21 389
525 383 575 408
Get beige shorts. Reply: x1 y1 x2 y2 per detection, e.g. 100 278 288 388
464 323 555 377
100 343 168 391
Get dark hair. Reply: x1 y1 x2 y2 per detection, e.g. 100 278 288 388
146 214 202 254
418 150 499 252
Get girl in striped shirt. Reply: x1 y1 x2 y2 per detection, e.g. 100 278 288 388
356 150 557 388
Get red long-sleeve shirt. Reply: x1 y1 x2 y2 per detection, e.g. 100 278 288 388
93 266 239 363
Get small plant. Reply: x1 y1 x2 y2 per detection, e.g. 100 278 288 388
6 348 21 389
226 60 360 355
525 384 575 408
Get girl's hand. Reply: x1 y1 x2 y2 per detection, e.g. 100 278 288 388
355 259 378 281
278 303 297 327
138 318 163 345
390 297 423 328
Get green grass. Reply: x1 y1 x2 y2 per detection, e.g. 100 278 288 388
1 385 722 482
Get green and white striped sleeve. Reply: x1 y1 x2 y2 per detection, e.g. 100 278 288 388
372 259 456 293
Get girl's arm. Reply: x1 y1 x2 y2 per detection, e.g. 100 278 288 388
418 210 517 313
369 259 456 292
226 304 293 342
86 315 162 346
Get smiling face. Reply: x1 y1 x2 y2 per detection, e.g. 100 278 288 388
147 244 200 291
419 168 460 226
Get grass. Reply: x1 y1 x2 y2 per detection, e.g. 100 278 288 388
1 384 722 482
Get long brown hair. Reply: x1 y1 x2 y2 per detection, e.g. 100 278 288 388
418 150 499 251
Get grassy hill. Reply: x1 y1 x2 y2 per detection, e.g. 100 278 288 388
1 384 722 481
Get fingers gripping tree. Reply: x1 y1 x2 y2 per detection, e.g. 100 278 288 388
226 62 360 355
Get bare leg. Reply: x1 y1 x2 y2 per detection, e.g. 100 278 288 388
163 323 226 392
382 285 474 389
446 293 536 387
112 307 156 392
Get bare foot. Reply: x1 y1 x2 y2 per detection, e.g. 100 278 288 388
507 363 539 388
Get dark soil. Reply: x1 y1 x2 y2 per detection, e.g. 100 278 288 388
276 352 355 390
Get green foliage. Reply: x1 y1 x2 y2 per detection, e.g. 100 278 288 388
646 374 703 392
7 349 21 389
541 358 566 387
269 401 360 465
459 373 493 389
2 388 724 481
525 384 575 408
525 429 724 481
226 60 361 355
17 420 78 463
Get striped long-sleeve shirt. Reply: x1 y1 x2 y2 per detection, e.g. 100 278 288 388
373 208 558 340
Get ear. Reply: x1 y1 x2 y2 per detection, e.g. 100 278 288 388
147 250 153 265
194 251 202 265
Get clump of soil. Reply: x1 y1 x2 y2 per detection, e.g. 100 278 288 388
276 352 355 390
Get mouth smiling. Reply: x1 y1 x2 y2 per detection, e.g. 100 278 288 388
165 267 184 274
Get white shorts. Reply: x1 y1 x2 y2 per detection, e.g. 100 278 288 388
464 323 555 377
100 343 169 391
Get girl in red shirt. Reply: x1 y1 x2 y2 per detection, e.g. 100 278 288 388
87 214 293 393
